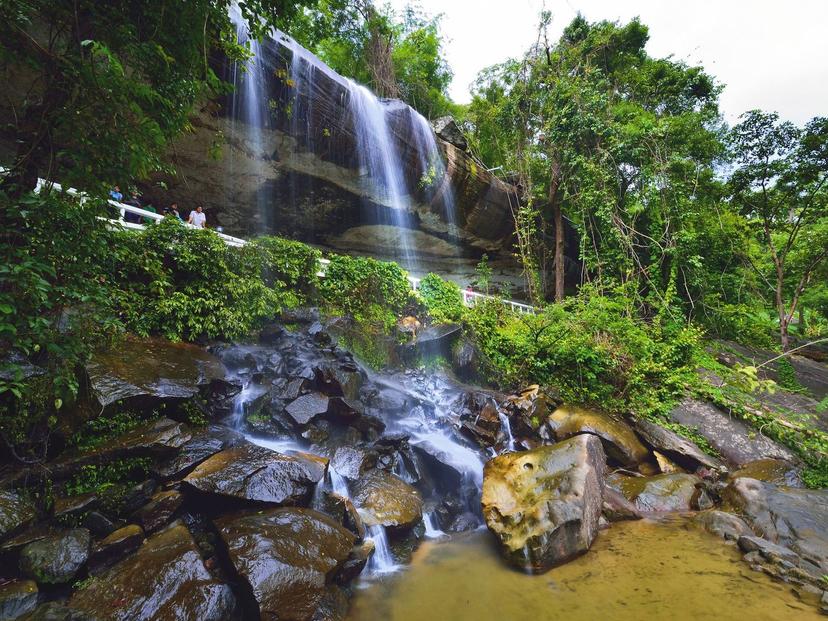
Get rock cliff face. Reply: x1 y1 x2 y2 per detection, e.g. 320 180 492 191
144 33 520 279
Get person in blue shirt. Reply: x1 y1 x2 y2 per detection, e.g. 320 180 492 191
109 185 123 202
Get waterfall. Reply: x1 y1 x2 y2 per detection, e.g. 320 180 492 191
423 512 445 539
366 525 399 574
498 410 516 452
227 7 270 234
346 81 418 270
410 111 458 232
328 467 350 497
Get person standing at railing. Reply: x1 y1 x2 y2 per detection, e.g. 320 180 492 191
163 203 183 221
109 185 123 202
123 190 143 224
188 205 206 228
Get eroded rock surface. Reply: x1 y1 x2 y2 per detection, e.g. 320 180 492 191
86 337 226 410
216 508 355 621
632 418 724 472
722 477 828 573
481 434 605 572
183 443 325 505
350 471 423 530
546 405 649 467
70 523 236 621
19 529 90 585
668 398 797 466
610 473 702 513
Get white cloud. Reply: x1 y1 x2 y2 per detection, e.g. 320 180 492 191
387 0 828 125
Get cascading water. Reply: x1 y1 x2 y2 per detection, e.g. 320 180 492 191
366 525 399 574
410 111 458 232
346 81 418 270
498 409 516 452
423 512 445 539
227 7 270 234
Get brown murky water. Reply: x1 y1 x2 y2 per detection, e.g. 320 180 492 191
347 517 821 621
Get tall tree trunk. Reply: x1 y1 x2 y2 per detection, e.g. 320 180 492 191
548 158 564 302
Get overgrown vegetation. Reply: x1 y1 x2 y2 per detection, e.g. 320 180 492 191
417 273 464 323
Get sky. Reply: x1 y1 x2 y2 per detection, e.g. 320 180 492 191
386 0 828 126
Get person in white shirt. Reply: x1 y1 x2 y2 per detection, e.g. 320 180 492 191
188 205 207 228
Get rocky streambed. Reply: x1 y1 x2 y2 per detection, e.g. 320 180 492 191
1 312 827 619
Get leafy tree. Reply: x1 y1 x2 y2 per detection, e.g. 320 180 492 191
466 14 726 309
0 0 319 194
728 111 828 350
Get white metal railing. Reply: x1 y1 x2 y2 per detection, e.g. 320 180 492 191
17 171 538 314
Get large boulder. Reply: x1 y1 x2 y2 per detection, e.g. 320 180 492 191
85 337 226 410
70 523 236 621
730 458 802 487
431 116 468 151
19 529 90 585
0 580 38 620
610 473 702 513
632 418 725 472
153 425 246 480
481 434 606 572
350 471 423 531
215 508 355 621
668 398 797 466
183 443 325 506
722 477 828 573
0 490 36 541
546 405 649 467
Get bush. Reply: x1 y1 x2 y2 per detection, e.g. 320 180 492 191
418 273 464 323
0 190 121 459
318 254 413 328
107 218 287 341
465 288 702 418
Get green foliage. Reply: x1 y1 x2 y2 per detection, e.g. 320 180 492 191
71 410 156 453
0 191 122 458
474 254 493 295
802 466 828 490
465 287 702 418
775 358 804 392
418 274 464 324
107 218 290 341
318 254 413 328
0 0 321 191
64 457 151 496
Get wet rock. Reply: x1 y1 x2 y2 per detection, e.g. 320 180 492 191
602 487 643 522
216 508 355 620
20 529 90 584
611 473 701 513
451 336 484 383
722 477 828 573
82 513 115 539
350 471 423 531
183 443 325 505
85 337 226 411
546 405 649 467
131 490 182 534
313 491 366 540
279 307 321 325
410 323 461 358
731 458 802 487
632 418 725 472
0 490 36 542
0 526 54 556
52 494 98 521
336 540 374 584
693 510 752 541
113 480 157 517
70 523 236 621
87 525 144 575
481 434 606 572
458 393 501 448
153 425 246 480
668 398 797 467
501 385 555 439
313 363 364 401
431 116 468 150
447 512 479 533
285 392 329 426
0 580 38 620
738 535 801 564
15 602 96 621
330 446 374 480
